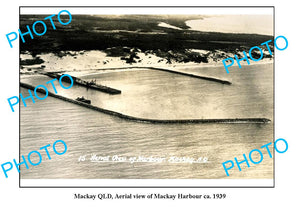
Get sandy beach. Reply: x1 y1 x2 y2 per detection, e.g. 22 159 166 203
20 49 273 76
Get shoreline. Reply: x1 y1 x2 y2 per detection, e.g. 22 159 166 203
20 49 273 75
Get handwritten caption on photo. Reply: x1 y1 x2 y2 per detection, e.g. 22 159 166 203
78 154 209 164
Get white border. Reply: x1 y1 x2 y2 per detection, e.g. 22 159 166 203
21 179 274 187
20 7 273 15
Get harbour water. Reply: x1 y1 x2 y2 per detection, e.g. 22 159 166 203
20 63 273 179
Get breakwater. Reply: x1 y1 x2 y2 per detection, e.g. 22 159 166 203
21 82 270 124
42 72 121 95
86 66 232 85
147 67 232 85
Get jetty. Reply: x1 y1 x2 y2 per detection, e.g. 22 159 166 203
21 82 270 124
42 72 121 95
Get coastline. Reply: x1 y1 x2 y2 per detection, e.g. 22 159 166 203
20 49 273 75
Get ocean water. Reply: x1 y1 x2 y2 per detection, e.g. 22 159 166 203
20 63 273 179
185 15 273 35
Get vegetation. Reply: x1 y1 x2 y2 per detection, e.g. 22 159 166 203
20 15 274 64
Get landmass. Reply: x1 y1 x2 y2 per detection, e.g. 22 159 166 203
19 14 274 73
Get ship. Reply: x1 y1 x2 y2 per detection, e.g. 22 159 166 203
75 96 91 104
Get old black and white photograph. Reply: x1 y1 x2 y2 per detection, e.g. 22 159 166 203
19 7 274 186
